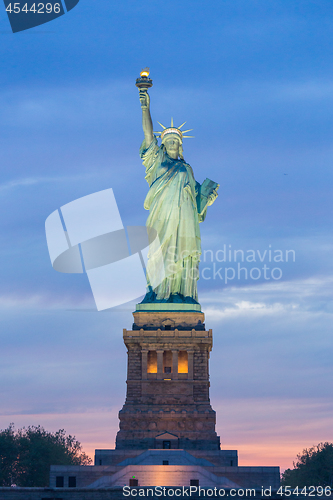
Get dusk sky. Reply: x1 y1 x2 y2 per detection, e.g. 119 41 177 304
0 0 332 471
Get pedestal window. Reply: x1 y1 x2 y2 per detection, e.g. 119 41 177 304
178 351 188 373
147 350 157 373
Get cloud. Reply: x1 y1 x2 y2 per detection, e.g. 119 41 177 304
0 82 134 129
0 174 95 193
200 275 333 318
273 80 333 102
0 291 92 310
205 300 287 320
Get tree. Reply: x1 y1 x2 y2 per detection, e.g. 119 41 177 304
282 442 333 487
0 423 92 487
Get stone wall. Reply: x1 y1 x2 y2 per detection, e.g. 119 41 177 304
49 465 112 488
116 311 220 450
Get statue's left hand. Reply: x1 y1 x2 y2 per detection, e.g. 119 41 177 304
207 189 218 206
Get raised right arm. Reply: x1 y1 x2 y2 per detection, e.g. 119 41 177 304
139 90 154 147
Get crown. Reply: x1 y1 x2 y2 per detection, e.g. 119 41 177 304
154 118 194 143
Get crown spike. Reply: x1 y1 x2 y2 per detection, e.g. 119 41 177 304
183 136 195 139
171 117 174 127
182 129 193 134
157 121 167 130
178 122 187 129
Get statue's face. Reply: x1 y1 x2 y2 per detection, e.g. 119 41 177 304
164 135 181 159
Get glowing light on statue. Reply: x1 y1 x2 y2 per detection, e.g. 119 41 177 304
140 68 150 78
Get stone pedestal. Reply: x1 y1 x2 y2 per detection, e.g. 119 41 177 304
48 306 281 490
116 308 220 451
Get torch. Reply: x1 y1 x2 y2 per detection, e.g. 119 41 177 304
135 68 153 92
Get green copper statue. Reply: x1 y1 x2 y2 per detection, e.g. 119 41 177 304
137 71 218 304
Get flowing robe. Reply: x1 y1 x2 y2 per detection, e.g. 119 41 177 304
140 137 201 302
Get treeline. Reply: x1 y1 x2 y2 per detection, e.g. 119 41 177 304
0 423 91 487
282 442 333 487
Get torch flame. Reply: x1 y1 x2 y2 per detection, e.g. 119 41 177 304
140 67 150 78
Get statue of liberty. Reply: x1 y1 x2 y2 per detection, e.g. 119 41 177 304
137 71 218 304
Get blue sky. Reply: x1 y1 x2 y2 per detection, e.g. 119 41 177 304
0 0 332 470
